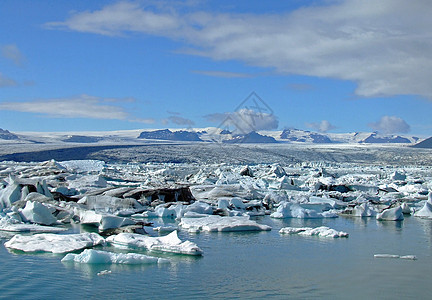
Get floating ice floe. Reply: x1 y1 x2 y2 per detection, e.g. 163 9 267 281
107 230 203 255
179 215 271 233
4 232 105 253
270 202 338 219
0 218 67 233
376 206 404 221
62 249 170 264
374 254 417 260
279 226 349 238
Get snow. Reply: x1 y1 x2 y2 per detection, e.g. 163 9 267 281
4 232 105 253
106 230 203 256
62 249 170 264
279 226 349 238
179 215 271 233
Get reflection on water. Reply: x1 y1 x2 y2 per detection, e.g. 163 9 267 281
0 215 431 299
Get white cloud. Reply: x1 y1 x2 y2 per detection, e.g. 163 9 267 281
192 70 253 78
1 44 25 66
306 120 336 133
206 108 278 133
368 116 410 134
47 0 432 99
0 94 147 121
0 73 17 87
164 115 195 126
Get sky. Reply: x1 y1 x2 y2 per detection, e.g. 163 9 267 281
0 0 432 137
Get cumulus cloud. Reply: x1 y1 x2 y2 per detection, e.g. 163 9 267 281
0 73 17 87
0 94 153 122
206 108 278 133
306 120 336 133
368 116 410 134
1 44 25 66
46 0 432 99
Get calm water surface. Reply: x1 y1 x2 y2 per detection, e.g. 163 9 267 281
1 216 431 299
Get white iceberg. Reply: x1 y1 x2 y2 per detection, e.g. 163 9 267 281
376 206 404 221
77 209 135 231
414 193 432 218
62 249 169 264
179 215 271 233
106 230 203 256
20 201 58 226
352 203 377 217
4 232 105 253
270 202 338 219
279 226 349 238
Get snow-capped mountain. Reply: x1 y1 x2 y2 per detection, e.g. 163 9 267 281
0 127 425 145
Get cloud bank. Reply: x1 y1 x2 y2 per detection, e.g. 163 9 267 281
369 116 410 134
306 120 336 133
47 0 432 99
206 108 278 133
0 94 154 123
1 44 25 66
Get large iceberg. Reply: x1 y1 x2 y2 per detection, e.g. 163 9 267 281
279 226 349 238
4 232 105 253
107 230 203 256
179 215 271 232
62 249 170 264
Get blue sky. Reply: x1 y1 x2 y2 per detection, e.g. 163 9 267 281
0 0 431 136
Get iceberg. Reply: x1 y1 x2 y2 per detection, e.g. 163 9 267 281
77 209 135 231
376 206 404 221
107 230 203 256
20 201 58 225
374 254 417 260
352 203 377 217
414 193 432 218
4 232 105 253
270 202 338 219
279 226 349 238
62 249 170 264
179 215 271 232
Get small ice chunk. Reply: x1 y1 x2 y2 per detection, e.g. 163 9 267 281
270 202 338 219
279 226 348 238
374 254 417 260
153 225 178 233
97 270 112 276
179 215 271 232
107 230 203 256
62 249 169 264
376 206 404 221
374 254 400 259
77 210 135 231
5 232 105 253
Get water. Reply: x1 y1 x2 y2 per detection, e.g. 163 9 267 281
1 215 431 299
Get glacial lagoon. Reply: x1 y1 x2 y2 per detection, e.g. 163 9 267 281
1 215 431 299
